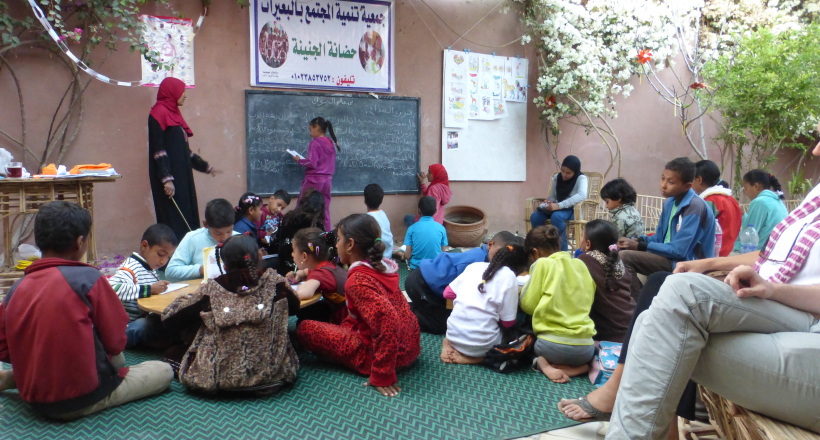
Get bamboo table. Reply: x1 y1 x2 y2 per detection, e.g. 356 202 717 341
0 175 120 269
137 278 323 314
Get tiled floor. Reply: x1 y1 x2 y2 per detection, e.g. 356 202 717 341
516 422 607 440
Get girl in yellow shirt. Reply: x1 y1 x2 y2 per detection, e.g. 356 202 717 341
521 226 596 383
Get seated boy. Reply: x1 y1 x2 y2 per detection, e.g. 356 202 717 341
0 201 173 420
600 178 645 238
403 196 448 270
364 183 394 258
258 189 291 247
108 224 179 348
407 231 521 334
617 158 715 299
166 198 238 282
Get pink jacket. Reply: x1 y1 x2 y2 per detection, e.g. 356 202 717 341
419 183 452 224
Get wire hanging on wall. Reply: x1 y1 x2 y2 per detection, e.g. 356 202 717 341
25 0 206 87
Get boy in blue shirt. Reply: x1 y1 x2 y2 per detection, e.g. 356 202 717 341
403 196 448 270
406 231 521 334
617 157 715 299
166 198 239 282
364 183 394 259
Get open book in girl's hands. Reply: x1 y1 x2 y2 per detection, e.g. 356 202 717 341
286 149 305 160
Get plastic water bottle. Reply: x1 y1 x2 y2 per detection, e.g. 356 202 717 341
714 220 723 256
740 224 759 254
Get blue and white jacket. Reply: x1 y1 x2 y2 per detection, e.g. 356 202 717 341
639 189 715 263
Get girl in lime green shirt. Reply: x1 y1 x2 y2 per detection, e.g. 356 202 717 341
521 225 596 383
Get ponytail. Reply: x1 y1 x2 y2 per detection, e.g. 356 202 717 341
604 244 620 293
293 228 338 262
336 214 386 271
215 234 262 288
310 117 340 152
477 244 528 293
582 220 622 292
235 192 262 224
743 169 785 199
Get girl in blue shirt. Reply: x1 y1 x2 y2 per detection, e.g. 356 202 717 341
234 193 263 241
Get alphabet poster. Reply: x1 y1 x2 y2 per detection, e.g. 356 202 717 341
140 15 195 87
250 0 395 93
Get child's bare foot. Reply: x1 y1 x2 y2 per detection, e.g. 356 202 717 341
441 338 484 364
441 338 457 363
536 356 570 383
0 369 16 392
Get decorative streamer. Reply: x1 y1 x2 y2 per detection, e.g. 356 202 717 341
25 0 206 87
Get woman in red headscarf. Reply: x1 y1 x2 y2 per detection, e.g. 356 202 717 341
148 77 218 242
404 164 452 226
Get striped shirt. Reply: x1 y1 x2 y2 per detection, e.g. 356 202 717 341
108 253 159 321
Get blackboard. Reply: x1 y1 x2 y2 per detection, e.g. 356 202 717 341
245 91 421 196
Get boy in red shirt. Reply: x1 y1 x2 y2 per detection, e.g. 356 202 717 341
0 201 173 419
257 189 292 248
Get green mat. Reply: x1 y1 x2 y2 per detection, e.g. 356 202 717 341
0 333 593 440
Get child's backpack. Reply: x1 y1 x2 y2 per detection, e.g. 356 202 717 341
316 263 348 306
482 332 535 374
589 341 621 387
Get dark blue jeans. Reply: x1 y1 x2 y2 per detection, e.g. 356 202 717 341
126 313 180 348
529 208 574 251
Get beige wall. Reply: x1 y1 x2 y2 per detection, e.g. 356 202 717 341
1 0 816 258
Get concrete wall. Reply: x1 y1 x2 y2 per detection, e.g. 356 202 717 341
1 0 816 258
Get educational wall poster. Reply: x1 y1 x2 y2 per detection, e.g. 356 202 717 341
441 50 527 181
444 81 468 128
140 15 195 88
249 0 396 93
446 131 459 150
444 50 467 82
513 57 528 81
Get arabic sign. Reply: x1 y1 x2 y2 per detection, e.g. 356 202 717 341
140 15 195 87
250 0 395 93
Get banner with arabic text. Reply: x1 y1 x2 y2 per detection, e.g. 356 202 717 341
250 0 395 93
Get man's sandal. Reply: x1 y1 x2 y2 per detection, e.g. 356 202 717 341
558 396 612 422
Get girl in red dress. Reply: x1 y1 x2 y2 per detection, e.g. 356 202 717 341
297 214 420 397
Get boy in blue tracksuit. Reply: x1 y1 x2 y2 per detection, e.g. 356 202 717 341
617 157 715 299
405 231 521 334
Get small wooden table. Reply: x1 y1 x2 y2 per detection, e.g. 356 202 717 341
137 279 322 314
0 175 120 269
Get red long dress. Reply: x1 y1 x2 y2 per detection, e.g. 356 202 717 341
297 259 420 387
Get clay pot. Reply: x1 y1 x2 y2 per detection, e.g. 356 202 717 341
443 205 488 248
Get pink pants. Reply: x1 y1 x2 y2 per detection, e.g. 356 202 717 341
299 174 332 231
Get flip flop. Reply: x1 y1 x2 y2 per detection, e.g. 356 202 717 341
558 396 612 422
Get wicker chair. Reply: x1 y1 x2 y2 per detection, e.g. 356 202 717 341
635 194 666 235
700 386 820 440
524 172 604 251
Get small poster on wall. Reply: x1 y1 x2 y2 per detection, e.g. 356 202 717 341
446 131 459 150
249 0 396 93
140 15 196 87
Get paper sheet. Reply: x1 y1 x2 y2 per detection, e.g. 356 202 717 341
444 81 468 128
444 50 467 82
286 149 305 160
160 283 189 295
202 246 225 280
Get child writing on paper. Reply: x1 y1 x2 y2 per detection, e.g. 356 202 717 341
286 228 348 325
166 199 238 282
108 224 179 348
440 244 529 364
